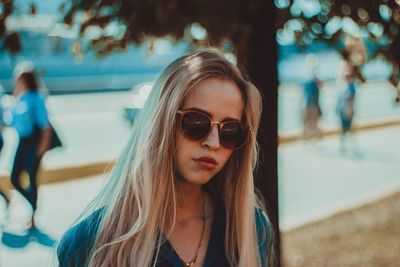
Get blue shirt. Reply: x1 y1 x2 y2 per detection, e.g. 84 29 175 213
57 200 272 267
337 81 356 115
11 91 49 138
303 79 320 108
0 85 5 130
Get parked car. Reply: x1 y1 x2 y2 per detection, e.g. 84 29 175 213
123 82 154 124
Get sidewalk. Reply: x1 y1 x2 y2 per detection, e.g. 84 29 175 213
0 125 399 266
279 125 400 230
0 175 104 267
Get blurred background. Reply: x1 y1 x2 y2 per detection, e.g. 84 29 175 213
0 0 399 266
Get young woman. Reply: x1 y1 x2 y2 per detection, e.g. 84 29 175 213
57 49 274 267
10 68 52 228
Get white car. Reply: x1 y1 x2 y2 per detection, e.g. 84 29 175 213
123 82 154 124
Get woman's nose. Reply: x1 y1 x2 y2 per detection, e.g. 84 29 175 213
201 124 221 150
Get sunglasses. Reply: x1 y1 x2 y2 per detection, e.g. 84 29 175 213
177 109 250 150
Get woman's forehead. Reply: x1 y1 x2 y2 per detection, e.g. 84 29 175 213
182 77 244 121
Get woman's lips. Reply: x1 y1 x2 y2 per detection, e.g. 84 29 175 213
194 157 217 169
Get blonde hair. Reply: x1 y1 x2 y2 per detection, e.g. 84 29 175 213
77 49 269 266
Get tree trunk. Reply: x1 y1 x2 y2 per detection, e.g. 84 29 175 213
238 3 280 266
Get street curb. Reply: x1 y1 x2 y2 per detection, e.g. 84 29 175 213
279 117 400 145
0 118 399 195
0 161 113 196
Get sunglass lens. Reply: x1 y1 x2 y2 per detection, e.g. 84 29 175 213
220 122 248 149
181 112 210 140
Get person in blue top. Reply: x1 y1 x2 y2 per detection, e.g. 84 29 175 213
0 83 10 207
302 76 322 141
9 66 52 229
336 53 365 154
302 55 323 141
57 49 275 267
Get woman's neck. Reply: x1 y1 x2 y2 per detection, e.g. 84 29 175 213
175 182 204 221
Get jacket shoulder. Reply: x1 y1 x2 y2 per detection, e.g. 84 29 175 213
57 209 104 267
255 208 273 266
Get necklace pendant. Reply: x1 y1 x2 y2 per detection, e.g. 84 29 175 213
185 260 195 266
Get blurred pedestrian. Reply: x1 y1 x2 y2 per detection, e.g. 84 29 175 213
9 63 52 229
336 51 365 154
57 50 274 267
0 83 9 208
302 55 323 141
388 64 400 103
395 85 400 103
302 77 322 141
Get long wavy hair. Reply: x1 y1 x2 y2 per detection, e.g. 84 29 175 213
78 49 270 266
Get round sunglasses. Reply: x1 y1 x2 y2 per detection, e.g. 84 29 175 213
177 110 251 150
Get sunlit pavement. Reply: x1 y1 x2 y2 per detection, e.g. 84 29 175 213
279 125 400 230
0 175 104 267
0 125 399 266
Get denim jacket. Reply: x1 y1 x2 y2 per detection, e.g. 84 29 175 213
57 200 272 267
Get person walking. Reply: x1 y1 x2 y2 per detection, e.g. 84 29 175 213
301 54 323 143
302 75 322 141
57 49 274 267
9 65 52 228
388 64 400 103
0 83 9 208
336 51 365 154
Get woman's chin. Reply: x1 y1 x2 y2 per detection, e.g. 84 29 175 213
176 175 212 187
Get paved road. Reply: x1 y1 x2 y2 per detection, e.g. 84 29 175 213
279 125 400 230
0 175 103 267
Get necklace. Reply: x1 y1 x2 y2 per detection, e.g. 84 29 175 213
180 192 206 267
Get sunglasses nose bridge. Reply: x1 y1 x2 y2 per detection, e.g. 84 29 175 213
210 121 222 129
204 121 222 147
210 121 224 138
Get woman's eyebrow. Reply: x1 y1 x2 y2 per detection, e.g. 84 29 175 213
186 107 211 116
186 107 241 122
